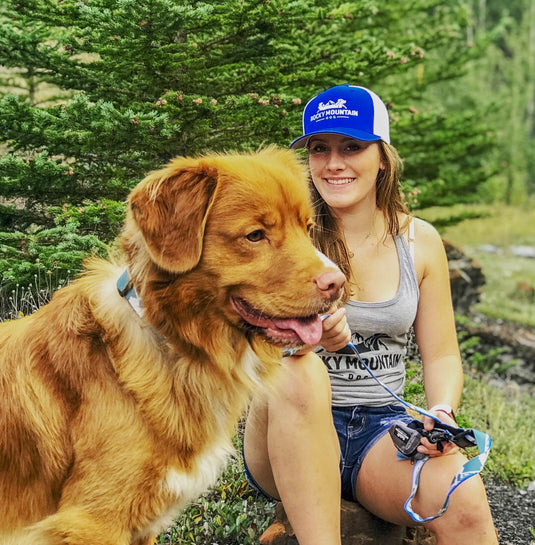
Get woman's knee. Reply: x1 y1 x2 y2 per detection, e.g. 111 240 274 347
275 351 332 409
427 474 495 538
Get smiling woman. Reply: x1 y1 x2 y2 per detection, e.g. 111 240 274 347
243 84 499 545
306 135 384 215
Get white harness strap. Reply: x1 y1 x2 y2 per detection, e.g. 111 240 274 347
408 218 415 262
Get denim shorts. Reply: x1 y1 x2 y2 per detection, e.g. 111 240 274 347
243 403 412 502
242 444 278 501
333 404 413 501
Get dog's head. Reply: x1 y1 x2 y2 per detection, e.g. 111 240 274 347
125 147 345 350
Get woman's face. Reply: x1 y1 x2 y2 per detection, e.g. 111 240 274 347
307 133 384 213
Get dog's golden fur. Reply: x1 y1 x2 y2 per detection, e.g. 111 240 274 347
0 147 344 545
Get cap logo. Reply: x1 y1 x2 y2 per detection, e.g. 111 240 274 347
310 97 359 123
318 98 346 110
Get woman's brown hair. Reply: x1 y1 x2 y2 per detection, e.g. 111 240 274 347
309 141 409 300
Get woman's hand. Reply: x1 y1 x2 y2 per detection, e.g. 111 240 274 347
320 308 351 352
416 410 460 458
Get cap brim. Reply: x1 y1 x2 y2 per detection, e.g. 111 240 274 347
290 129 382 149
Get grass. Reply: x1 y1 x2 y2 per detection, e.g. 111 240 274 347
461 376 535 484
418 203 535 327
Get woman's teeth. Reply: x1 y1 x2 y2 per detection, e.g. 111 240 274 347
326 178 353 185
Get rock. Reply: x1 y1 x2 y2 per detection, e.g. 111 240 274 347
258 500 435 545
444 240 485 315
478 244 502 255
509 245 535 259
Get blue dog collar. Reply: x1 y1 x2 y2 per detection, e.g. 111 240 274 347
117 268 144 319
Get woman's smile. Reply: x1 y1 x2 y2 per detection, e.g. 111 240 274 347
324 177 355 185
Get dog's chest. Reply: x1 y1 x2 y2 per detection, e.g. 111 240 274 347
139 438 234 538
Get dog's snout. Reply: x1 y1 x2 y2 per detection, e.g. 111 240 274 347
314 269 346 300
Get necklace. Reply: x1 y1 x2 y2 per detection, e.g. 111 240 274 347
346 232 377 258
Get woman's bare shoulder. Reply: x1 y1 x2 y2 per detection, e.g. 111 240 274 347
412 216 442 243
412 216 448 277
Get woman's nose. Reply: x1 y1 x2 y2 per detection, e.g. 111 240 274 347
325 150 345 170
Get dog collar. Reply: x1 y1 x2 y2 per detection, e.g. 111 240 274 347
117 268 145 318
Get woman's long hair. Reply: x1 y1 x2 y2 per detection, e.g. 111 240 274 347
309 141 409 301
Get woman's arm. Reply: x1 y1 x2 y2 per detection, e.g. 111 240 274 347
412 219 463 454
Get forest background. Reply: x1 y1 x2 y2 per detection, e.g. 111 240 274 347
1 1 534 544
0 0 534 296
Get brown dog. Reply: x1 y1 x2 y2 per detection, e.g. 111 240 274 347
0 147 345 545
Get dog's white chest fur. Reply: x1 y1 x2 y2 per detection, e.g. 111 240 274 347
141 441 234 538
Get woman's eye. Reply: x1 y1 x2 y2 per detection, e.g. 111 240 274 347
246 229 266 242
345 144 362 153
308 144 328 155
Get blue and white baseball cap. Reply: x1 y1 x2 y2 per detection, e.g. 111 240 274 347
289 84 390 148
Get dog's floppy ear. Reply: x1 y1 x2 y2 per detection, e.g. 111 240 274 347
128 159 218 273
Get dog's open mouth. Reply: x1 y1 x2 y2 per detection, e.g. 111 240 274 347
231 297 322 347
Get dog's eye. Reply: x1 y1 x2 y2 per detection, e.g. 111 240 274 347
246 229 266 243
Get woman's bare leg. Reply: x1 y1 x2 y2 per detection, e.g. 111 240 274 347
244 352 342 545
356 433 498 545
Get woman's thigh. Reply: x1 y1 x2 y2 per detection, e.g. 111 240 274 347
355 431 475 526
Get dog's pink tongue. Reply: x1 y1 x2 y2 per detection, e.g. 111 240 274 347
271 315 323 346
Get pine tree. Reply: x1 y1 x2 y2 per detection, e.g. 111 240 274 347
0 0 499 299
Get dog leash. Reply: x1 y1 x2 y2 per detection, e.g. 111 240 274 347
344 340 492 523
283 314 492 523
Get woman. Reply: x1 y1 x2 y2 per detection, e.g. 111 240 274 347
243 84 497 545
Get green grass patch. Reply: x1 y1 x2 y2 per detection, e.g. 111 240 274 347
418 203 535 247
405 359 535 487
418 203 535 327
461 376 535 485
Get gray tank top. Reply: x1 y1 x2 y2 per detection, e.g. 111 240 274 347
317 233 419 407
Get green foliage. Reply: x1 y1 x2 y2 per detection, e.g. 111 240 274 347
0 0 505 297
0 222 107 296
458 331 516 375
470 0 535 203
51 199 127 240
